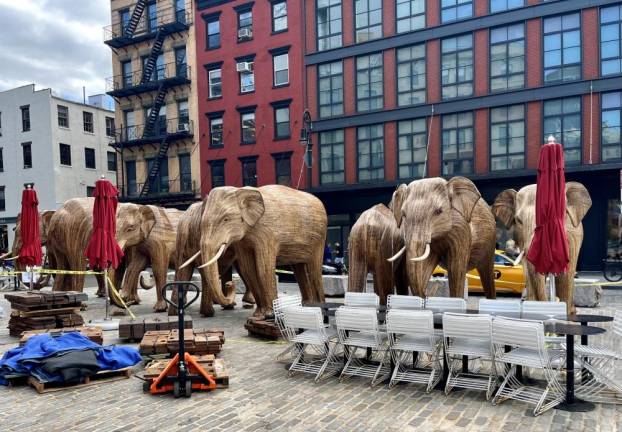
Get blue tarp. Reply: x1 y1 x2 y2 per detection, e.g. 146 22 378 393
0 332 141 385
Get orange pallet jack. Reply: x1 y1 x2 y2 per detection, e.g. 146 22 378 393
147 282 216 398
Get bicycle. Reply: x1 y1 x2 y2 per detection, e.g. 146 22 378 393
603 258 622 282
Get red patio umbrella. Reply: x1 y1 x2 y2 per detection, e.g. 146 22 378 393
85 178 124 270
17 185 42 268
527 136 570 279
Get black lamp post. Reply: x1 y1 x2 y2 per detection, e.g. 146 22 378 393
299 110 313 189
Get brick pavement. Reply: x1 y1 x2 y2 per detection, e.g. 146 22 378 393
0 281 621 432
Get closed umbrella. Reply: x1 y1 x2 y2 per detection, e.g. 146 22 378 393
527 136 569 300
85 177 124 322
18 185 42 290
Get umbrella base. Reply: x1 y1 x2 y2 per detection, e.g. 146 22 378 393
88 319 120 331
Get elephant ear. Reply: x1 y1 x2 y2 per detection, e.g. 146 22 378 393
448 177 481 223
236 187 265 227
390 184 408 227
140 205 157 238
566 182 592 227
492 189 517 229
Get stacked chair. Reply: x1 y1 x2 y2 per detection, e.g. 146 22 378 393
344 292 380 308
387 294 424 310
273 294 302 361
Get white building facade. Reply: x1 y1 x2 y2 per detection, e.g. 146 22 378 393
0 84 116 251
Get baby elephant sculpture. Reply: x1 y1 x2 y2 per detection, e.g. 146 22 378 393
492 182 592 313
348 204 409 304
389 177 497 299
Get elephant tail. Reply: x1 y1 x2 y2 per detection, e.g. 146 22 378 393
139 273 156 290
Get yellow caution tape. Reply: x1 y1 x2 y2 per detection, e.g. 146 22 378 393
36 269 105 275
0 271 24 276
106 275 136 320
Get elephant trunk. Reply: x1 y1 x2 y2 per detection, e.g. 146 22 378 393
200 244 236 309
406 240 433 297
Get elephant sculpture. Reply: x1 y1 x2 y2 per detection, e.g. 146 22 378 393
492 182 592 312
388 177 497 299
194 185 327 318
348 204 409 303
46 198 157 297
118 206 184 312
172 202 237 316
7 210 55 289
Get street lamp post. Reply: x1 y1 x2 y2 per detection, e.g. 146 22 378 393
299 110 313 189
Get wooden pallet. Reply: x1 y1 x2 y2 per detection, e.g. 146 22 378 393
19 327 104 346
27 367 132 394
244 317 281 339
144 355 229 388
118 316 193 341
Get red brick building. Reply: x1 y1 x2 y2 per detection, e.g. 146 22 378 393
196 0 307 194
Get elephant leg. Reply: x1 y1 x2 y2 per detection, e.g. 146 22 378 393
198 267 215 317
476 252 497 299
152 255 170 312
394 262 410 296
374 261 394 305
51 253 66 292
525 261 547 301
66 255 86 292
121 255 148 305
219 266 235 310
445 250 469 298
236 250 267 318
254 252 278 317
238 268 255 305
347 247 367 294
95 274 105 298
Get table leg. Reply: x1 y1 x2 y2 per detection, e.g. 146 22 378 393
556 334 595 412
580 322 588 346
462 355 468 373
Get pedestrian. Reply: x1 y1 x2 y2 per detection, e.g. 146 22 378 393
323 242 333 265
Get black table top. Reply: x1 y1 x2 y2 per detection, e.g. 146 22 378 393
551 323 606 336
558 314 614 323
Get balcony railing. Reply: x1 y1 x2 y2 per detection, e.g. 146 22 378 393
114 118 193 146
120 179 197 199
103 6 192 45
106 62 190 94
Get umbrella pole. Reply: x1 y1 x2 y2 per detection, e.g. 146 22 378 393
548 273 556 301
29 266 33 291
104 267 110 321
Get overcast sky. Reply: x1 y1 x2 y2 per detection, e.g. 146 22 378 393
0 0 112 101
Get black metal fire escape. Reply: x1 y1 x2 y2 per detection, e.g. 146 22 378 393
123 0 147 38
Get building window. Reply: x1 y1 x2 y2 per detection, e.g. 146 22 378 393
238 9 252 32
490 105 525 171
601 92 622 162
85 148 96 169
318 61 344 118
355 0 382 43
397 44 426 107
441 0 472 23
208 68 222 98
543 97 582 165
125 161 137 196
142 54 165 82
543 13 581 84
441 34 473 99
396 0 425 33
272 1 287 32
105 117 115 137
119 9 130 37
241 158 258 186
398 118 427 179
273 152 292 185
83 111 94 133
209 160 225 188
21 105 30 132
237 58 255 93
241 111 256 144
22 142 32 169
442 112 474 175
121 61 132 88
59 143 71 166
356 53 383 112
209 116 224 147
206 16 220 49
317 0 342 51
273 53 289 86
490 23 525 92
0 187 5 212
176 0 186 22
273 105 290 139
357 125 384 182
107 151 117 171
147 1 157 32
86 186 96 197
320 130 345 185
490 0 523 13
175 46 187 78
58 105 69 128
601 5 622 76
179 154 192 192
146 157 169 194
0 148 3 172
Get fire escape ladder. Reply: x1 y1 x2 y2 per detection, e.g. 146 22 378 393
124 0 147 38
139 135 171 197
142 84 168 138
140 29 166 84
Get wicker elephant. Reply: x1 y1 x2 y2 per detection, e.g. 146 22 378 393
388 177 497 299
348 204 409 304
492 182 592 313
195 185 327 318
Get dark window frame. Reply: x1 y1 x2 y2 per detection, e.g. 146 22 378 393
318 61 344 119
441 33 474 100
22 142 32 169
125 160 137 196
543 96 583 165
240 156 258 187
489 104 526 172
204 13 221 50
316 0 343 51
600 4 622 77
356 124 385 183
107 151 117 171
86 186 96 197
105 117 115 137
355 53 384 112
441 111 474 176
601 92 622 162
84 147 96 169
543 12 582 84
354 0 383 43
206 62 223 99
489 0 524 14
441 0 473 24
272 151 292 186
0 148 4 173
59 143 72 166
178 153 192 192
271 100 291 140
397 117 427 180
0 186 5 212
21 105 30 132
83 111 94 133
57 105 69 128
489 23 525 93
395 0 426 34
207 111 225 148
396 43 427 107
319 129 345 185
208 159 226 188
237 106 257 145
272 52 289 87
271 0 288 33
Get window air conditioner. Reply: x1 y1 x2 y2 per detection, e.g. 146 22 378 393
238 28 252 40
236 62 253 73
177 122 190 132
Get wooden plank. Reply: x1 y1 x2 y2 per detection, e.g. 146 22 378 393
27 368 132 394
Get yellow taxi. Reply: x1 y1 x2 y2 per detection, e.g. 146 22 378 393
433 250 525 294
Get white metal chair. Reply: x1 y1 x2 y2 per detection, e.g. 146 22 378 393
335 306 390 386
344 292 380 308
282 306 341 382
442 313 497 399
574 310 622 403
386 309 443 392
522 300 567 344
491 317 565 416
425 297 466 311
273 294 302 361
387 294 424 310
478 299 521 314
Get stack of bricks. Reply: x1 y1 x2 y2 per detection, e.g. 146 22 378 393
244 316 281 339
4 292 87 337
139 328 225 356
19 326 104 346
118 316 192 341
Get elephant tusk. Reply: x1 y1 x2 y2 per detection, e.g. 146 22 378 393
198 244 226 269
0 252 11 260
4 255 19 261
179 250 201 269
387 246 406 263
410 244 431 262
513 250 524 266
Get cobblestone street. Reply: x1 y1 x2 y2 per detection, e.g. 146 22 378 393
1 280 622 432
